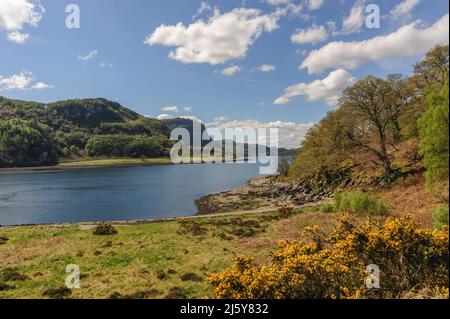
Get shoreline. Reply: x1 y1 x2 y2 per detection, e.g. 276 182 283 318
0 201 324 229
0 157 174 173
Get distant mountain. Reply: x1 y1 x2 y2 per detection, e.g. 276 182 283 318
0 97 170 167
0 97 297 167
161 117 211 146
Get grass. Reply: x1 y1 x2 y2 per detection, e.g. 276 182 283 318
330 191 389 216
0 208 345 299
59 158 173 167
58 156 235 168
432 205 449 230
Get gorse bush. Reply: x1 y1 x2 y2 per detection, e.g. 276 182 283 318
433 205 449 230
208 215 449 299
333 191 388 215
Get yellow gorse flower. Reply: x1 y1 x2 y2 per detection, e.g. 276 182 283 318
207 215 449 299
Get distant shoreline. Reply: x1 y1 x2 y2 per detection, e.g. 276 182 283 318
0 157 175 172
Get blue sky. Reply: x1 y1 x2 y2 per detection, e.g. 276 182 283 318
0 0 448 148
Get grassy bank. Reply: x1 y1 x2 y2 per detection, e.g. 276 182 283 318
0 208 344 299
59 157 173 168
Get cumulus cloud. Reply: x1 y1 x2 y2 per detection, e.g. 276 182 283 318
145 8 280 65
0 0 44 43
390 0 421 20
274 69 356 107
78 50 98 62
221 65 241 76
257 64 276 72
340 0 366 35
183 106 193 113
0 71 53 91
291 24 328 45
307 0 325 11
207 118 315 149
161 106 179 113
265 0 291 5
301 14 449 74
6 30 29 44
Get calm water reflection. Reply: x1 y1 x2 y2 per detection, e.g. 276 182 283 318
0 163 261 225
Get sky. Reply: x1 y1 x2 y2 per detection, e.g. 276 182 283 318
0 0 448 148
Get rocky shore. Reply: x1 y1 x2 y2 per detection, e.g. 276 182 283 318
195 176 333 215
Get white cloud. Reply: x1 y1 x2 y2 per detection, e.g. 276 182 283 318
31 81 54 89
340 0 365 35
208 118 315 149
161 106 179 113
291 24 328 45
390 0 420 20
266 0 291 5
274 69 356 107
156 114 173 120
301 14 449 74
78 50 98 62
307 0 325 11
193 1 212 19
221 65 241 76
157 114 202 122
257 64 276 72
183 106 193 113
0 0 44 43
6 30 29 44
0 71 53 91
145 8 280 65
99 62 113 68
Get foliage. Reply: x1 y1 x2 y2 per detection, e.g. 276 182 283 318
418 77 449 188
208 215 449 299
0 119 57 166
289 108 354 180
289 46 449 186
432 205 449 230
85 135 167 158
333 191 389 215
414 45 449 87
0 97 171 165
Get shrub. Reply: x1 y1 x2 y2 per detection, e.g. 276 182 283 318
433 205 449 230
319 203 334 213
208 215 449 299
92 223 118 236
333 191 388 215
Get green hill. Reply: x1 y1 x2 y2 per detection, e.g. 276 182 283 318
0 97 171 167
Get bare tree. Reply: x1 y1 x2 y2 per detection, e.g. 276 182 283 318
340 76 412 180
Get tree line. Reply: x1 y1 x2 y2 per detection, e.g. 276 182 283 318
289 45 449 188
